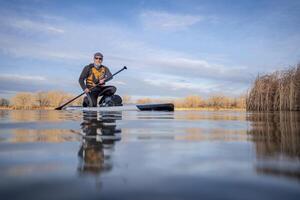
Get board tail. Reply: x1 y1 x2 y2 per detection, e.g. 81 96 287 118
136 103 174 111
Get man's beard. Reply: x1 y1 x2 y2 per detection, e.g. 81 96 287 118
94 63 101 68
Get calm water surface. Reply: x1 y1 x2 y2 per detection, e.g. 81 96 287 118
0 110 299 200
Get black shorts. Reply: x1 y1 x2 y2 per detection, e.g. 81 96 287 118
84 86 116 107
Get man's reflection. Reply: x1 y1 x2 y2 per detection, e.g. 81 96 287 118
78 111 122 175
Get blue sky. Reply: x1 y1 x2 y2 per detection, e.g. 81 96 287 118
0 0 299 99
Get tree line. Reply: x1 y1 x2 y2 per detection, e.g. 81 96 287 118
2 64 299 111
0 92 245 109
137 95 246 109
0 91 83 109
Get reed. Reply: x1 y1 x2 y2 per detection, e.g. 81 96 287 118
246 63 300 111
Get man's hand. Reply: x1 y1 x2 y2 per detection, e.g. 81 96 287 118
84 88 90 93
99 79 106 85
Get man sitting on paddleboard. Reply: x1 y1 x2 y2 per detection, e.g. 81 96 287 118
79 52 116 107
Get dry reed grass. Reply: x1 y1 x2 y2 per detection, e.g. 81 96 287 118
247 63 300 111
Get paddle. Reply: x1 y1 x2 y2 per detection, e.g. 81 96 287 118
54 66 127 110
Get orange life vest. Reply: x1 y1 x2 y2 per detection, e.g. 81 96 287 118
86 66 106 87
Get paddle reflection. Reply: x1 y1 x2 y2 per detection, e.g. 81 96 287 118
78 111 122 175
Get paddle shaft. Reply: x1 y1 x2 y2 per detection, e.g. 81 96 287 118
55 66 127 110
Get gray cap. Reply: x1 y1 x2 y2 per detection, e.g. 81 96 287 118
94 52 103 58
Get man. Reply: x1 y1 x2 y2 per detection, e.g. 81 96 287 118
79 52 116 107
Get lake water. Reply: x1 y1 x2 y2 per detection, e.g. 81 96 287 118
0 110 299 200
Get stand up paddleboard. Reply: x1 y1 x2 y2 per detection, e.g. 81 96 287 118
64 103 174 112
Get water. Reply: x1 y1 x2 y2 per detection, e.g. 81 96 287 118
0 110 299 200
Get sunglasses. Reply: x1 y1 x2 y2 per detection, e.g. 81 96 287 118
94 57 102 60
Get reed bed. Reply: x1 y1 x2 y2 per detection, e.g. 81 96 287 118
246 63 300 111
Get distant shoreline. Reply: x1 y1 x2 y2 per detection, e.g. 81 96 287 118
0 106 245 111
175 107 246 111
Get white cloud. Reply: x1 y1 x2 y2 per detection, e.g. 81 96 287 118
0 74 47 82
148 56 249 83
113 51 250 84
144 78 213 91
0 12 250 97
153 57 212 69
14 19 65 34
0 74 50 96
140 11 203 31
1 17 65 34
110 80 126 85
139 72 247 97
0 33 87 61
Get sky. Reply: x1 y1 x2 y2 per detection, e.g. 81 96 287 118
0 0 299 99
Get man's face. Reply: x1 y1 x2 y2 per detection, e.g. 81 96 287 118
94 56 103 65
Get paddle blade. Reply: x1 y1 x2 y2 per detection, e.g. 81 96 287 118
54 106 63 110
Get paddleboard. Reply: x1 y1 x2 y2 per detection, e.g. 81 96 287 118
64 103 174 112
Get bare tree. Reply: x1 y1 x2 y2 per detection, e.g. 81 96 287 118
0 98 10 107
47 91 69 107
207 96 225 108
184 95 203 108
137 98 152 104
12 92 34 109
35 92 50 107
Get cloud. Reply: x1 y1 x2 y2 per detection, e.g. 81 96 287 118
0 32 87 61
113 51 251 84
0 16 65 35
150 57 250 83
0 11 250 98
0 73 59 95
144 78 213 91
140 11 203 31
110 80 126 85
10 19 65 34
0 74 46 81
142 73 247 97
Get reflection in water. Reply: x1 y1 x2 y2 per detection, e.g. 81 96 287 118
78 111 122 175
175 111 246 121
0 110 82 122
247 112 300 180
1 110 300 200
12 129 79 143
0 110 9 121
175 127 248 141
248 112 300 158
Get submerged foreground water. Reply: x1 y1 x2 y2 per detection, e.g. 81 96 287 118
0 110 299 200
